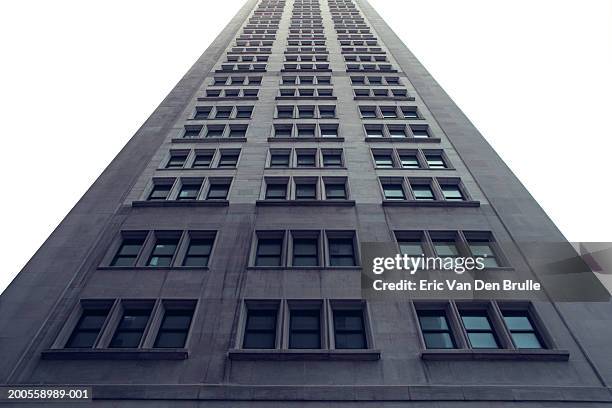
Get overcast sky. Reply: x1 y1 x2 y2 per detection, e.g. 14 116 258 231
0 0 611 294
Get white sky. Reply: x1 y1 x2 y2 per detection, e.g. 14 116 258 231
0 0 611 294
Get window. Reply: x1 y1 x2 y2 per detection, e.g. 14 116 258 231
401 106 419 118
466 236 500 267
411 126 430 138
318 105 336 118
460 311 499 349
277 106 294 118
255 236 283 266
229 125 247 138
148 182 172 201
325 182 347 199
109 307 153 348
236 106 253 118
333 309 366 349
382 183 405 200
265 182 288 199
154 306 195 348
243 308 278 349
183 236 214 267
400 154 420 169
111 236 145 267
215 106 233 119
398 237 425 257
360 106 377 118
411 183 435 201
295 181 317 199
425 154 446 169
388 125 407 138
177 181 201 200
501 311 543 349
270 151 290 167
296 152 316 167
65 305 111 348
194 106 212 120
380 106 398 118
207 181 230 199
274 124 292 137
166 153 187 168
441 184 464 201
289 309 321 348
297 125 315 138
292 237 319 266
206 126 225 138
417 310 456 349
193 152 213 168
298 106 315 118
374 153 394 168
365 125 384 138
432 238 460 259
322 151 342 167
148 237 179 267
218 152 239 167
320 125 338 138
328 237 356 266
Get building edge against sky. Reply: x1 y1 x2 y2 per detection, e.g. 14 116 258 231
1 0 612 406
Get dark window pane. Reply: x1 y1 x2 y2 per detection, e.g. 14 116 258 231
154 309 194 348
193 154 213 168
111 238 145 267
289 309 321 349
65 308 110 349
383 183 405 200
183 238 212 267
293 238 318 266
419 315 449 331
412 185 435 200
167 155 187 168
423 332 455 349
218 154 239 167
374 154 394 168
148 184 171 201
66 331 100 349
333 309 366 349
266 183 288 199
441 185 464 201
256 238 282 266
243 309 277 349
154 331 188 348
178 184 201 200
207 184 230 199
270 153 290 167
148 238 179 267
322 153 342 167
511 332 542 349
109 308 152 348
329 238 356 266
296 183 316 199
325 184 347 199
467 332 499 349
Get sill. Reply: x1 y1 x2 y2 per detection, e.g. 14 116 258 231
172 137 247 144
157 167 237 171
382 200 480 208
276 96 337 100
197 96 259 101
265 166 347 170
355 96 416 101
375 167 455 171
132 200 229 207
228 349 380 361
268 137 344 143
246 266 362 271
97 266 209 271
281 69 333 73
41 348 188 361
421 349 569 361
365 137 442 143
284 50 329 54
256 199 355 207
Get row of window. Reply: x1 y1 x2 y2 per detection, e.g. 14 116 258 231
372 148 450 169
359 105 421 119
281 75 332 85
351 75 401 85
365 123 432 139
354 88 410 99
282 63 331 71
276 104 337 119
147 178 231 202
268 148 343 168
183 124 247 139
345 54 387 62
218 63 267 72
285 54 328 62
104 229 503 271
59 299 196 349
262 176 350 201
164 149 240 169
211 76 262 86
272 123 339 139
380 176 471 203
285 46 328 53
191 105 253 120
226 54 269 63
278 88 334 98
203 88 259 99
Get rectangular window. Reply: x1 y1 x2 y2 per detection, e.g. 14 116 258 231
296 152 316 167
417 310 456 349
399 154 420 169
236 106 254 118
166 153 188 169
215 106 233 119
388 125 407 138
425 154 447 169
318 105 336 118
460 311 499 349
177 181 202 200
333 309 366 349
194 106 212 120
374 153 394 168
322 152 342 167
65 305 111 348
277 105 294 118
154 306 195 348
292 237 319 266
382 183 405 200
297 125 315 138
109 307 153 348
365 125 384 138
329 237 356 266
467 237 500 267
360 106 377 118
265 182 288 199
289 309 321 348
411 126 430 138
111 236 145 267
148 183 172 201
411 183 435 201
432 238 461 259
243 308 278 349
207 181 230 199
184 126 202 138
270 152 290 167
218 152 239 167
295 182 317 199
206 126 225 138
320 125 338 138
501 311 543 349
325 182 347 200
148 237 179 267
398 237 425 257
193 153 213 168
255 237 283 266
401 106 419 118
441 184 464 201
183 237 213 267
380 106 398 118
229 125 247 138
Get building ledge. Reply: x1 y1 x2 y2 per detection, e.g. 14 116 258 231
268 137 344 143
382 200 480 208
256 199 355 207
41 349 188 361
421 349 569 361
172 137 247 144
228 349 381 361
132 200 229 208
365 137 442 143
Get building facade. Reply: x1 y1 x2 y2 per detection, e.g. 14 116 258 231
1 0 612 406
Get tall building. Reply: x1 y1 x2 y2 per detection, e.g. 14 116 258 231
1 0 611 406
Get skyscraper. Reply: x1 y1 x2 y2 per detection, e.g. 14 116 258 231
1 0 611 406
